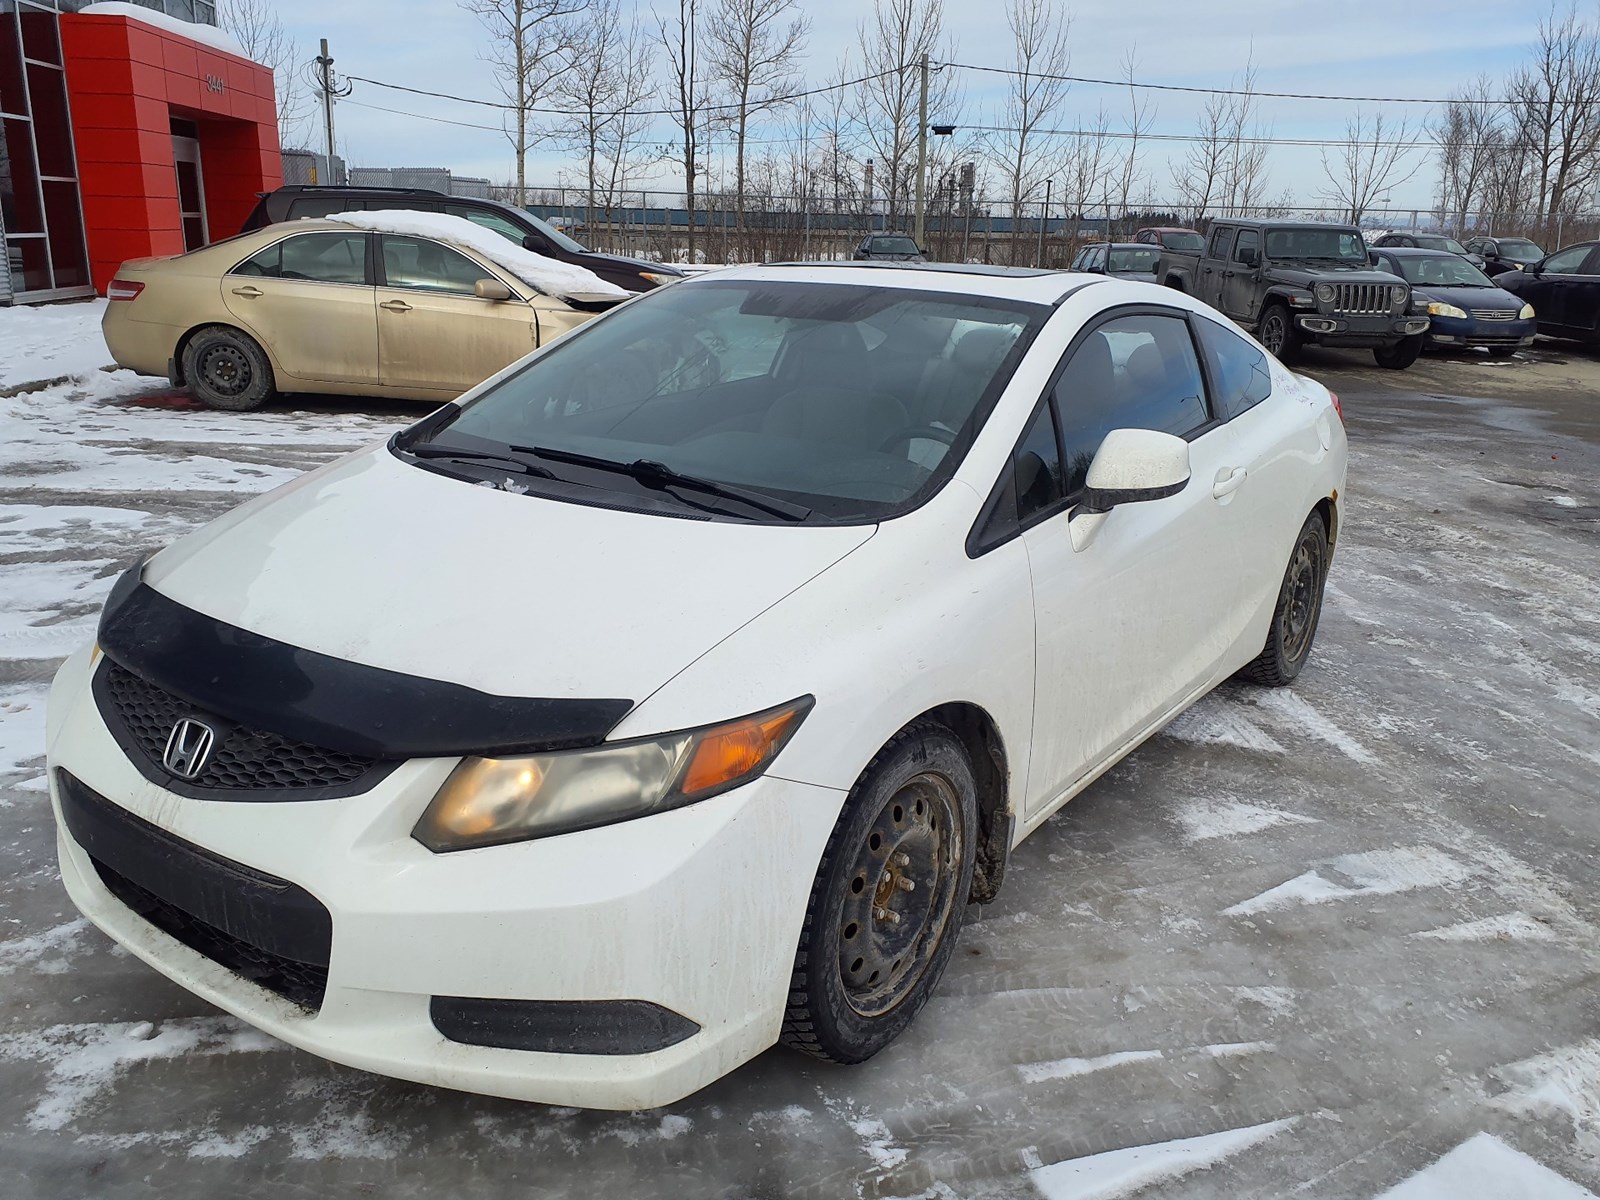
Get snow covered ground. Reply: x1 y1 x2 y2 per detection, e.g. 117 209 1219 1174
1 308 1599 1198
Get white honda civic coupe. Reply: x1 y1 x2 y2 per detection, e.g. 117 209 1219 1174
46 263 1345 1110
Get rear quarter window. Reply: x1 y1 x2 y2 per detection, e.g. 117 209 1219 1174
1194 315 1272 420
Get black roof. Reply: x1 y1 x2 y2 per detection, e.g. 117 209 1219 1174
1372 246 1472 257
768 261 1062 278
1080 242 1159 250
271 184 452 197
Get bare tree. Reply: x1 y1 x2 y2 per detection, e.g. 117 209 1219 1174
705 0 808 238
460 0 588 205
985 0 1072 265
1431 75 1507 234
218 0 311 147
1060 106 1110 251
1172 61 1271 222
1506 3 1600 233
553 0 654 229
1105 51 1155 238
657 0 712 261
1318 109 1424 224
850 0 957 233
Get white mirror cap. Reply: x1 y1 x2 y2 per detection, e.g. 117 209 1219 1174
1085 428 1192 494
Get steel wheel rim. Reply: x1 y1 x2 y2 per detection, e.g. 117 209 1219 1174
198 345 251 397
1282 534 1322 662
837 772 963 1018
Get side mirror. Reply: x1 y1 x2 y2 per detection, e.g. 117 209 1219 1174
1238 247 1258 267
475 278 513 301
1150 261 1161 274
1070 429 1191 550
1369 251 1381 266
521 234 547 252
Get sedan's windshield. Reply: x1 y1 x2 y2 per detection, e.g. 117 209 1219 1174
429 279 1047 522
1162 231 1205 251
1499 239 1545 263
1108 247 1161 273
870 237 922 255
1415 235 1470 254
1264 228 1370 263
1390 255 1495 288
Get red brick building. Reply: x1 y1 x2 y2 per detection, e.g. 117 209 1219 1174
1 2 280 302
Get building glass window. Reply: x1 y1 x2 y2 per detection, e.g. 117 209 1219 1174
2 115 42 232
19 3 60 65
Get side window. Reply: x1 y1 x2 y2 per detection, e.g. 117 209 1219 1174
1542 245 1589 273
1208 226 1235 260
1581 248 1600 276
288 196 366 220
1014 400 1066 523
381 235 495 294
1053 313 1211 494
233 232 367 283
1233 229 1259 263
445 205 528 246
1194 315 1272 420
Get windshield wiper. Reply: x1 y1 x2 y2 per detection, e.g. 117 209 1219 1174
514 445 812 522
403 443 557 479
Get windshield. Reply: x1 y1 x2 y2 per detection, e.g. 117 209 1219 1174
1499 239 1544 262
1264 228 1370 263
429 279 1047 523
522 211 589 254
1415 235 1470 254
870 237 922 255
1390 255 1494 288
1162 231 1205 251
1108 246 1161 273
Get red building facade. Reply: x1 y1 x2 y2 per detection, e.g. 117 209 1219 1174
59 8 280 293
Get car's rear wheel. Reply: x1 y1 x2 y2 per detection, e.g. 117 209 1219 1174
182 326 275 411
1373 335 1423 370
1238 513 1329 687
1258 303 1299 361
780 722 977 1064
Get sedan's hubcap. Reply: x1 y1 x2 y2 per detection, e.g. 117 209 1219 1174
838 773 962 1017
1283 536 1321 661
199 345 250 396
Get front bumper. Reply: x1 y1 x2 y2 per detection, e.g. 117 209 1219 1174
46 645 843 1109
1423 314 1537 348
1294 313 1428 347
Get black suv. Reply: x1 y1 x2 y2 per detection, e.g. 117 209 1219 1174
852 234 927 262
240 186 684 292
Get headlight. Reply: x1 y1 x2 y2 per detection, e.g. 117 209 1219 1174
1391 286 1408 310
638 271 680 286
1426 302 1468 320
412 698 812 851
1519 303 1535 319
1314 283 1335 305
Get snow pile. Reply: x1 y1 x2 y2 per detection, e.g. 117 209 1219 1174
323 211 629 301
80 3 250 58
1411 912 1556 942
1225 845 1472 916
1173 797 1318 842
1375 1132 1598 1199
0 298 110 391
1029 1118 1297 1200
1018 1049 1164 1084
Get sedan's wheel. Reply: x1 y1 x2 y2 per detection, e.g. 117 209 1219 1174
781 722 978 1063
1373 335 1423 370
182 326 276 411
1238 512 1329 687
1258 303 1299 361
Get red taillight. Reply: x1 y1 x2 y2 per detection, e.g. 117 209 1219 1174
107 279 144 301
1329 390 1344 424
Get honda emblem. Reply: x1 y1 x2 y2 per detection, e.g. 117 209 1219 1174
163 718 215 779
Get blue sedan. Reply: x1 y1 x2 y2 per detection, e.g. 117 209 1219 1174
1370 247 1536 358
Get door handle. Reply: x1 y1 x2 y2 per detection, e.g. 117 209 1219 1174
1222 270 1234 278
230 285 262 298
1212 467 1248 498
379 299 413 312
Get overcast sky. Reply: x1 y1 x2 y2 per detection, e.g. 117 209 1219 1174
265 0 1555 215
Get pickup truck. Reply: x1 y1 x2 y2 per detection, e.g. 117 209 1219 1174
1160 220 1431 368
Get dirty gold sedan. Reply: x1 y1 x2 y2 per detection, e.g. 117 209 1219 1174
102 215 626 411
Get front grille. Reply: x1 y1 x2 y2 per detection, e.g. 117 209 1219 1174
92 856 330 1011
1469 309 1517 321
1332 283 1395 314
57 770 333 1012
100 661 378 793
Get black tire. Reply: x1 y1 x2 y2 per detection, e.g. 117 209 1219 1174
182 325 275 411
1373 335 1423 370
780 721 978 1064
1238 513 1329 687
1487 346 1518 360
1257 303 1299 362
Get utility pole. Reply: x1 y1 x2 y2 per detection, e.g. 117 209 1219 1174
314 39 349 185
1035 178 1052 268
913 51 929 245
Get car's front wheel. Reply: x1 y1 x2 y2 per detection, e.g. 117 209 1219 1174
1238 512 1330 687
781 721 978 1064
1373 335 1423 369
1258 302 1299 361
182 326 276 411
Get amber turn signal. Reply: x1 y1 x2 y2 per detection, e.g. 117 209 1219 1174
680 704 808 797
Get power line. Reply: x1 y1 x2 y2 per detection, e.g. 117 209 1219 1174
343 67 898 120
